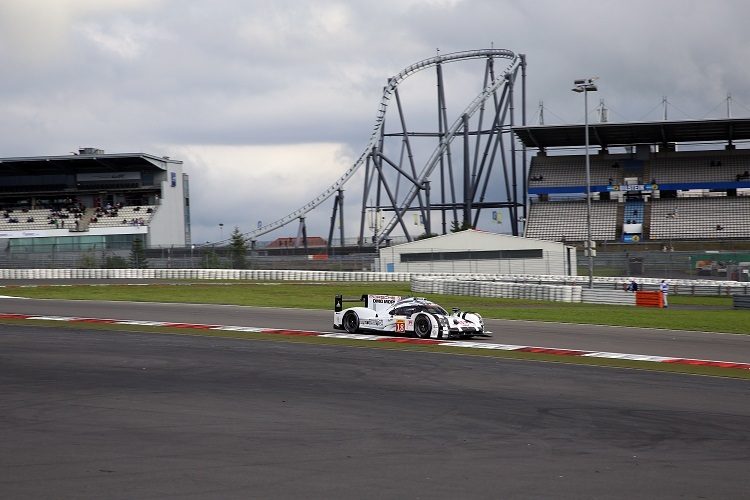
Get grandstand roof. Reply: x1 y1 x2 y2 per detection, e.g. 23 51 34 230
0 150 181 176
512 118 750 150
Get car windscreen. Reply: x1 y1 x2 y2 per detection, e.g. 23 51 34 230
419 304 448 315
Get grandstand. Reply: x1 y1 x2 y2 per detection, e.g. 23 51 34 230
0 148 190 252
513 118 750 245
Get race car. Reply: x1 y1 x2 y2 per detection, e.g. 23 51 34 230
333 294 488 339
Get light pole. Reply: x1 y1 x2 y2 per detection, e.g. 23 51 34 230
572 77 598 289
219 223 224 241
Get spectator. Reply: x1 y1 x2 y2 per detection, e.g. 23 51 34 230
626 279 639 292
660 280 669 308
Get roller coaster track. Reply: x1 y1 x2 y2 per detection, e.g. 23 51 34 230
243 49 520 243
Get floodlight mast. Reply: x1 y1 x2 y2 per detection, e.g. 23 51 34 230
572 77 598 289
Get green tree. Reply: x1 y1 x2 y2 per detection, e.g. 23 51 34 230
228 226 250 269
202 247 221 269
451 220 473 232
79 249 98 269
104 255 129 269
129 237 149 269
415 232 438 240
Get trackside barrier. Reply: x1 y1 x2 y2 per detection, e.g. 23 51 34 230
733 295 750 310
635 291 664 308
580 289 637 306
411 277 582 303
0 269 748 299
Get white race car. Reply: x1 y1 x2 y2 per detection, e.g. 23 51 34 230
333 294 488 339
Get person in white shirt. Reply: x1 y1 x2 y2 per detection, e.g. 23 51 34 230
660 280 669 307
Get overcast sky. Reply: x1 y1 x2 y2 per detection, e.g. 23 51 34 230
2 0 750 245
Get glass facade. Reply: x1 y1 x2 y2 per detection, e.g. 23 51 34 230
8 234 139 253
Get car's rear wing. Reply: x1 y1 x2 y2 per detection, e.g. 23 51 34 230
335 294 404 313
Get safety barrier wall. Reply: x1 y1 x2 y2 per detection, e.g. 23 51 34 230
733 295 750 310
0 268 748 299
635 291 664 308
412 276 582 303
580 289 637 306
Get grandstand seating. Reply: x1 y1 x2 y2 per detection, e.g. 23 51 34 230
0 205 156 232
524 200 618 242
88 205 156 228
650 152 750 184
649 197 750 240
526 150 750 243
529 155 629 187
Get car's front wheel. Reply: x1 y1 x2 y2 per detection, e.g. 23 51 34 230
414 314 432 338
343 311 360 333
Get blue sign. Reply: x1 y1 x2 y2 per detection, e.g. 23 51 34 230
622 234 642 243
607 184 656 192
170 172 177 187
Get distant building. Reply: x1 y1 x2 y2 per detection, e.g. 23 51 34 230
266 236 327 249
0 148 190 252
379 229 576 275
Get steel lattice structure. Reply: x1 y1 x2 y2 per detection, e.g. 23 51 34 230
243 49 527 249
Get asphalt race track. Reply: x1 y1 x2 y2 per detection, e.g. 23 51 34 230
2 297 750 363
1 300 749 498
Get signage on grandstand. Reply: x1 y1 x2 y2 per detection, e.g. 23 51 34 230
607 184 656 192
77 172 141 182
622 234 642 243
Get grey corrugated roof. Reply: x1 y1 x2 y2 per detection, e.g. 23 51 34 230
512 118 750 149
0 152 180 176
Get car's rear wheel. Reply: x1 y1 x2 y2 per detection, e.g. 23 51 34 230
343 311 360 333
414 314 432 338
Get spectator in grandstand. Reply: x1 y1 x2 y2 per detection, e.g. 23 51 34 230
716 224 724 231
608 177 613 185
660 280 669 308
736 171 749 181
26 216 33 223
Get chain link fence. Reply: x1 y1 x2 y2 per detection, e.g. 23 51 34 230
1 244 748 282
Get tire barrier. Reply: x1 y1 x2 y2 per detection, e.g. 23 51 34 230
580 289 637 306
412 276 582 303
